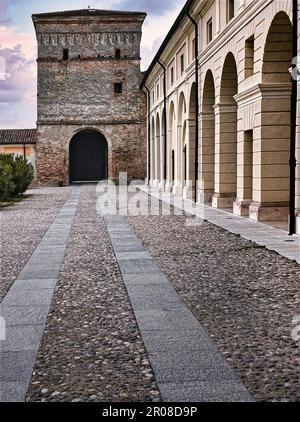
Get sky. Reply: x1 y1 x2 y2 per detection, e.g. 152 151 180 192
0 0 186 128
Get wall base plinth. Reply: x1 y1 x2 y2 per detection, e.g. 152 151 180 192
296 211 300 234
233 199 251 217
212 193 236 209
249 202 289 221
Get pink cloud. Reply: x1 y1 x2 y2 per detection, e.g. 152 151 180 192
0 23 37 127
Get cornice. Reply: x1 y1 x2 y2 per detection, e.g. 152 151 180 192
234 83 292 105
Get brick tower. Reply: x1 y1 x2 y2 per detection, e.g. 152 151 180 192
32 9 147 185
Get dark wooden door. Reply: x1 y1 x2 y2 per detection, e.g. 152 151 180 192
69 131 108 182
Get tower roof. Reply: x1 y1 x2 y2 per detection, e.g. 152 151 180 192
32 8 146 19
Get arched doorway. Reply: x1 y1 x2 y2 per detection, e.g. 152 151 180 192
249 11 292 222
201 71 215 203
176 92 187 193
156 113 161 184
151 116 156 184
187 83 197 200
213 52 238 209
69 130 108 183
168 101 176 189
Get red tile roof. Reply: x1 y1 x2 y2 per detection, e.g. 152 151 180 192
0 129 37 145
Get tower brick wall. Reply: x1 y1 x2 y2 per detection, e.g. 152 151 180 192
32 9 147 185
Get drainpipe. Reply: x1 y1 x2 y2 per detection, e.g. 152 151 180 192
144 85 151 185
158 60 168 184
187 10 199 202
289 0 298 235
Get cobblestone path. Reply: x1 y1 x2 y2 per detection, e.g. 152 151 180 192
26 186 159 402
0 187 71 302
126 190 300 402
1 185 299 402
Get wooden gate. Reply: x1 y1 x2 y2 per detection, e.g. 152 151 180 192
69 130 108 183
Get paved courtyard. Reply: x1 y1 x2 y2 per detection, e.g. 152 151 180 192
0 185 299 402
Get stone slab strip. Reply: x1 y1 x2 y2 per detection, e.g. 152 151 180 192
104 215 253 402
0 187 81 402
137 185 300 265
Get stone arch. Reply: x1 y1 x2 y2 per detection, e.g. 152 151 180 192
151 115 156 183
201 70 216 203
249 11 292 222
262 11 292 83
155 112 161 183
176 92 187 192
186 82 197 199
168 101 176 186
69 129 108 183
213 53 238 209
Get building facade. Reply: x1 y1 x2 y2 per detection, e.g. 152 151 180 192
0 130 36 170
32 9 147 185
142 0 300 234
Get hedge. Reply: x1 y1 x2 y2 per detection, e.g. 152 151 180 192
0 154 34 201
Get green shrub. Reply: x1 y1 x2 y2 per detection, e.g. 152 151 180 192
12 155 34 196
0 154 34 201
0 160 15 201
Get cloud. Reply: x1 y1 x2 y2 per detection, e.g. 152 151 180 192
0 0 20 24
141 36 164 70
0 24 36 127
118 0 182 15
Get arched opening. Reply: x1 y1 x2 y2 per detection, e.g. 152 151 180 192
151 116 156 183
213 53 238 209
187 83 196 200
69 130 108 183
177 92 187 192
262 12 292 83
250 12 292 223
201 70 215 203
168 102 176 188
156 113 161 183
161 108 166 184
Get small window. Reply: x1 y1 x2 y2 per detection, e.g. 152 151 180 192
227 0 235 23
114 82 122 94
207 19 213 44
171 67 174 85
245 35 254 78
115 49 121 60
180 54 185 75
63 48 69 61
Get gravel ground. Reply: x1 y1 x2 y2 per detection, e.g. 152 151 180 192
27 186 160 402
0 187 71 302
126 191 300 402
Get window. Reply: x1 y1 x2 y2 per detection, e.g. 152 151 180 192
63 48 69 61
192 38 196 60
207 19 213 44
227 0 235 23
115 49 121 60
180 54 185 75
245 35 254 78
171 67 174 85
114 82 122 94
152 91 155 104
156 83 159 99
